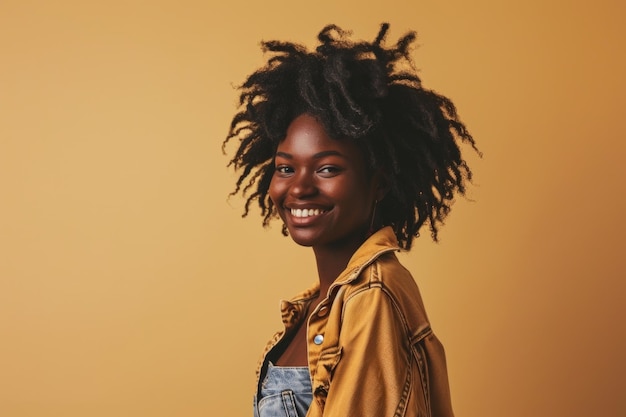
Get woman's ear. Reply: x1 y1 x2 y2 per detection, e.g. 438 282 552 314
373 169 390 202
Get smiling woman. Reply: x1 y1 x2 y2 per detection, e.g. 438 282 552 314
224 23 478 417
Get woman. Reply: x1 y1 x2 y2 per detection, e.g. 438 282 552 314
224 23 478 417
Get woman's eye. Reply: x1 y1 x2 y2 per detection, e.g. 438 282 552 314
275 165 294 174
318 166 341 176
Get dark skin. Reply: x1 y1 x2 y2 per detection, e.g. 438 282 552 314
268 114 384 366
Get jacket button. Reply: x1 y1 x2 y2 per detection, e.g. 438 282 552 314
317 305 328 317
313 334 324 345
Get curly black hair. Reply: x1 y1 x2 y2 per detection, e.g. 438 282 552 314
223 23 479 249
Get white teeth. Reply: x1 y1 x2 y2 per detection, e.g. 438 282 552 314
290 208 324 218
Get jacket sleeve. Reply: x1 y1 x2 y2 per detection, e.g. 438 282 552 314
317 286 415 417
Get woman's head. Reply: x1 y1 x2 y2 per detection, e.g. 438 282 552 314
224 23 478 249
268 113 384 251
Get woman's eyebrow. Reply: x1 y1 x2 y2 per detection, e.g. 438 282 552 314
313 150 346 159
275 150 346 159
275 151 292 159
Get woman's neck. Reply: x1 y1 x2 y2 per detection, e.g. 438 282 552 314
312 236 365 297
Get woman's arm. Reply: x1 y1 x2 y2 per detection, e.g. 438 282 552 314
313 286 416 417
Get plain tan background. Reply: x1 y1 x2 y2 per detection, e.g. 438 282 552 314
1 0 624 416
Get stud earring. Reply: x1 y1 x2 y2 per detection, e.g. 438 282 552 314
368 200 379 235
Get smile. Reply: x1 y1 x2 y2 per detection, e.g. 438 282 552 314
290 208 327 218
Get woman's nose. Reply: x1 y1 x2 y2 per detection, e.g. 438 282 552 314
289 172 317 197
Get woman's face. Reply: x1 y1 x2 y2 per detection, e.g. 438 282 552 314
269 113 379 250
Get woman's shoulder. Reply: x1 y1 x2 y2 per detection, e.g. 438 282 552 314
366 250 419 293
341 252 431 323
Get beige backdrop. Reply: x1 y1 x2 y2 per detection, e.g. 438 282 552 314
1 1 624 416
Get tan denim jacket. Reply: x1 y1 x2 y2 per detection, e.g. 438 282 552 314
255 226 454 417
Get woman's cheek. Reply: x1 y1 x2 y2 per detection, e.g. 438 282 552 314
268 180 283 210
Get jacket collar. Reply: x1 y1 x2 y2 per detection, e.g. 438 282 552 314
279 226 401 328
329 226 401 290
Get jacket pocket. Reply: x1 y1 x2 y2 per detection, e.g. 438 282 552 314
311 346 343 409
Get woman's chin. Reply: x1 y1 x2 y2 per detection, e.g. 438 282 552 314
288 234 317 247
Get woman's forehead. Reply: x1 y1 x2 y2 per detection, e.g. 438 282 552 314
277 115 363 158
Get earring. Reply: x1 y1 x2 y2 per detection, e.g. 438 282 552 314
368 200 379 236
